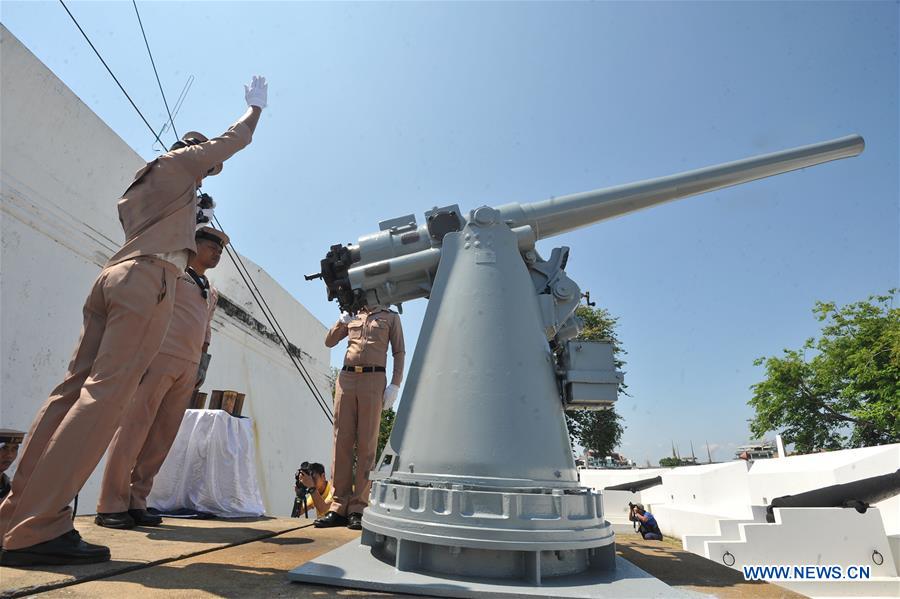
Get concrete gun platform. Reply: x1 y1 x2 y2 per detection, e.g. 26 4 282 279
1 517 805 598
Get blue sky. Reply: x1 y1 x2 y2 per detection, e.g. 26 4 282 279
2 1 897 466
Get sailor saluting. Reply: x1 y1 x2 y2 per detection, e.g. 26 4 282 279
0 76 268 567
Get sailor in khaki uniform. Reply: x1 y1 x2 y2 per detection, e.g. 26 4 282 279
0 77 267 567
316 306 405 530
95 227 226 529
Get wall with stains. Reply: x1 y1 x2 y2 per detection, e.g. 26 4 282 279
0 25 333 516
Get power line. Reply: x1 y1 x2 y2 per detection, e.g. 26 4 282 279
213 216 335 423
58 0 166 149
212 215 334 418
153 75 194 153
131 0 179 141
59 0 335 423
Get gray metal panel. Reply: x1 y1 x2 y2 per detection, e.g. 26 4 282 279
363 482 614 551
288 540 710 598
563 340 621 407
380 219 578 488
379 214 418 232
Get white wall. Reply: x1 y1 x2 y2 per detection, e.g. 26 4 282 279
706 508 898 577
660 461 753 517
579 468 669 523
0 25 332 516
582 446 900 543
747 444 900 504
748 444 900 535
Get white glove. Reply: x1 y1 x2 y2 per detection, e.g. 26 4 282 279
244 75 268 109
339 312 352 324
383 384 399 410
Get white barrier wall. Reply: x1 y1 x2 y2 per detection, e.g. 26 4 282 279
748 444 900 536
581 445 899 546
579 468 669 524
0 25 333 517
660 461 753 516
706 508 898 599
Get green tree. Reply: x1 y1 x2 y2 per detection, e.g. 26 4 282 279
378 408 396 458
749 290 900 453
329 366 339 398
659 456 681 468
565 305 627 458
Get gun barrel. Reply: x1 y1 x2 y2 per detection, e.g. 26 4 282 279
496 134 864 240
766 468 900 522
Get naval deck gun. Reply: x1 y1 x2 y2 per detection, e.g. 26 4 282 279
300 135 864 590
307 135 864 410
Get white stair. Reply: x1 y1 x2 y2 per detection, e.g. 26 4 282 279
700 507 899 598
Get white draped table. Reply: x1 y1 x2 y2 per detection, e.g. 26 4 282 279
148 409 265 517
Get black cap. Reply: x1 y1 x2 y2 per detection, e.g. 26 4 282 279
0 429 25 444
195 226 229 247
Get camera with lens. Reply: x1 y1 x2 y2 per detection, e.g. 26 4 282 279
196 191 216 225
296 462 313 491
294 462 313 493
628 502 640 528
291 461 314 518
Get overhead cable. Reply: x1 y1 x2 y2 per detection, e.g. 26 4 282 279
213 215 335 423
58 0 167 149
131 0 179 140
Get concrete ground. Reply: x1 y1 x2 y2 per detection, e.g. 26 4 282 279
613 532 805 599
0 516 805 598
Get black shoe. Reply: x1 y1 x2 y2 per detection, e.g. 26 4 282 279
94 511 135 529
0 529 110 566
128 508 162 527
347 512 363 530
314 511 348 528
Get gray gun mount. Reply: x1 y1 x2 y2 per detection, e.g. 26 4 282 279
307 134 864 411
297 135 864 592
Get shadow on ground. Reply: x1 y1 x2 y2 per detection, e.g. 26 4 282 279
615 534 805 598
257 536 315 546
107 561 401 598
141 524 293 544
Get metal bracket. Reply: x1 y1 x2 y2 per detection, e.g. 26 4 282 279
379 214 418 233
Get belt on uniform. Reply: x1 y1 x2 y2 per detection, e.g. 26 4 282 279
342 366 386 373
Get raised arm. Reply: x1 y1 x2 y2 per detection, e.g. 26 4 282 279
325 313 352 348
237 75 267 134
170 75 268 180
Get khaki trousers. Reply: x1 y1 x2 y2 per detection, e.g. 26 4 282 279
97 353 197 513
330 370 385 515
0 258 177 549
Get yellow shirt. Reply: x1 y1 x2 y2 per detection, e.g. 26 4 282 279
305 481 334 517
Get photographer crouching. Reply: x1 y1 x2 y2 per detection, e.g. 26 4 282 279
291 462 334 519
629 502 663 541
